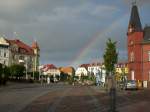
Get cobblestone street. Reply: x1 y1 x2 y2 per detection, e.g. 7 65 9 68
1 83 150 112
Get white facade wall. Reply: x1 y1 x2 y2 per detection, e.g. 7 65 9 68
75 67 88 77
44 69 60 76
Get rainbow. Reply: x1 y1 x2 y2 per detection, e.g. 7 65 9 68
70 13 129 67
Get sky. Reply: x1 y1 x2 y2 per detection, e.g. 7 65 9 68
0 0 150 68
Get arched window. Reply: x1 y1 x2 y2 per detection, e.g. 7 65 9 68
130 52 134 62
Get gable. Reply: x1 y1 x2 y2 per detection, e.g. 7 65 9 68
0 37 9 46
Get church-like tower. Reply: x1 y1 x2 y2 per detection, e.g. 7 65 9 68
127 4 143 80
32 41 40 72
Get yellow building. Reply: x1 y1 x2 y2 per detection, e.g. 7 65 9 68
115 63 128 81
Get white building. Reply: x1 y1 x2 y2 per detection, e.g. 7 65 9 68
75 67 88 77
88 63 101 76
88 63 106 83
0 37 10 66
41 64 60 78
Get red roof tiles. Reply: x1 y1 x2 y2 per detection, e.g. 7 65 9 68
42 64 57 72
7 39 34 55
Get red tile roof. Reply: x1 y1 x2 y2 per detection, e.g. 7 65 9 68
42 64 57 72
80 64 90 69
7 39 34 55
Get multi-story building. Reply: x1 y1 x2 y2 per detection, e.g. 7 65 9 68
59 66 75 76
0 37 10 66
127 4 150 87
0 37 40 73
75 64 89 77
88 63 101 76
115 62 128 82
41 64 60 82
75 63 106 83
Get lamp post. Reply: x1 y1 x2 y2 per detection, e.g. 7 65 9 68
25 57 28 80
2 64 6 85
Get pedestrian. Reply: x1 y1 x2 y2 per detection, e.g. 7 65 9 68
47 77 50 84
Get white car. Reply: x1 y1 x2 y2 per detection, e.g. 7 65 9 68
125 80 138 90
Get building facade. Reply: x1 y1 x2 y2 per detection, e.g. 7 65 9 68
115 62 128 82
0 37 40 72
127 4 150 86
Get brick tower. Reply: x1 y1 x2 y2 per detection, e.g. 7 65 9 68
127 4 143 81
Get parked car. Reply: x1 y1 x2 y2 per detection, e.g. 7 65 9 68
125 80 138 90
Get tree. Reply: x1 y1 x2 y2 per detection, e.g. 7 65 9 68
0 64 10 85
103 38 118 112
103 38 118 76
10 64 25 79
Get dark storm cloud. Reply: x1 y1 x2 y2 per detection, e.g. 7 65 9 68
0 0 149 66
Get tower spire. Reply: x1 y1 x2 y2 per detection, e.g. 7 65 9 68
128 2 142 34
132 0 136 6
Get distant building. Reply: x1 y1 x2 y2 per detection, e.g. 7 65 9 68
127 4 150 87
88 63 101 76
115 62 128 82
0 37 40 72
116 63 128 75
75 64 89 77
59 66 75 76
75 63 106 83
42 64 60 77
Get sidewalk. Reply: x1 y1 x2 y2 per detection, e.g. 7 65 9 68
0 82 41 91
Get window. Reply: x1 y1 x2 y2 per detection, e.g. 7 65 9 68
130 41 133 45
19 55 24 60
130 52 134 62
148 51 150 61
4 52 6 57
131 70 135 80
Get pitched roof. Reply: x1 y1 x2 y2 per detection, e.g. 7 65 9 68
79 64 90 69
60 66 75 75
32 41 39 50
42 64 57 72
128 4 142 32
7 39 34 55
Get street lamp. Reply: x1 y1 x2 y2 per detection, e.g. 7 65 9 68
25 57 28 80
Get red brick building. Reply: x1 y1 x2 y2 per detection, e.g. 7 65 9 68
127 4 150 86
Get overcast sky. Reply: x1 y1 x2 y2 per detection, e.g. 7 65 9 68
0 0 150 67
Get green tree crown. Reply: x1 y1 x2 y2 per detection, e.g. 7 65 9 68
103 38 118 75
